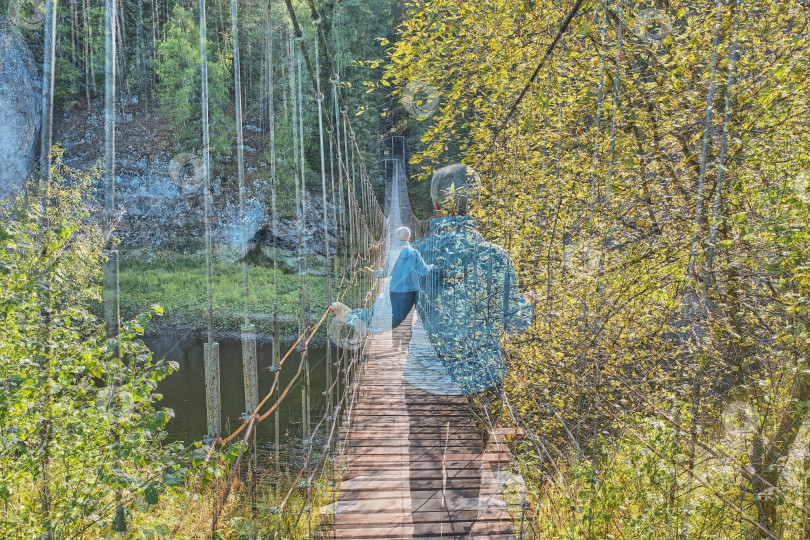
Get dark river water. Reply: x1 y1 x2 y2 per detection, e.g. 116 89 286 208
145 333 332 449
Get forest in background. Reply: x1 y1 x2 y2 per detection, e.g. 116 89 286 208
0 0 435 208
0 0 419 536
0 0 439 334
386 0 810 537
1 0 809 537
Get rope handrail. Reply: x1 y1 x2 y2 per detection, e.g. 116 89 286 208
215 342 363 532
287 347 365 534
277 353 358 510
217 307 332 447
169 292 361 536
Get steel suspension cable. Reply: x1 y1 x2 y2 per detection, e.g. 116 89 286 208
312 13 334 421
282 1 383 289
495 0 587 139
284 0 385 229
266 1 282 472
230 0 249 326
297 35 311 328
289 28 305 335
333 79 347 273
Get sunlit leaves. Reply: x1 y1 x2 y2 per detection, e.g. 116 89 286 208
0 154 182 536
388 0 810 536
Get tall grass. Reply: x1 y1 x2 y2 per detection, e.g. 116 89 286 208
119 250 334 336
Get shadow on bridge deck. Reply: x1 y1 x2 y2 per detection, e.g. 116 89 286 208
325 315 520 539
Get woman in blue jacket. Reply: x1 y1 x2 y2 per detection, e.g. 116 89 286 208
364 226 433 350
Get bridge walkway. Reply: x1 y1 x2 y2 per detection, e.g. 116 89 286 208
327 314 519 539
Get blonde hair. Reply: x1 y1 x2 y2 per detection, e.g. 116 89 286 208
430 164 481 215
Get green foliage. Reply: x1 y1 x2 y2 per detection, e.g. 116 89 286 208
0 154 182 536
54 56 81 106
386 0 810 536
156 6 232 159
518 412 810 539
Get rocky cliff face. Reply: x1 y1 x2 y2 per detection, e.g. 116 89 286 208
55 107 338 264
0 16 41 198
0 21 340 264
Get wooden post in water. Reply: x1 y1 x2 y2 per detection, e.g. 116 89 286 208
273 334 280 472
242 324 258 413
204 342 221 437
244 323 258 507
306 348 311 435
301 347 310 442
199 0 219 441
242 323 258 481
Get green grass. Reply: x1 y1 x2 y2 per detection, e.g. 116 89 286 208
127 460 339 538
119 249 336 336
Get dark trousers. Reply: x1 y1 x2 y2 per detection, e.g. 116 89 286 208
390 290 417 349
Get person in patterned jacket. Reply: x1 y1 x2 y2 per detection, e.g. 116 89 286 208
412 163 534 395
331 163 534 396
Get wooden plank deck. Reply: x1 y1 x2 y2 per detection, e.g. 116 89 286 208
328 314 518 539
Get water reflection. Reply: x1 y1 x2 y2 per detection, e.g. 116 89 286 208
146 333 329 449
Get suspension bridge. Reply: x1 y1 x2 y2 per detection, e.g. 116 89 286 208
70 0 626 534
22 0 798 533
155 0 534 530
173 124 530 537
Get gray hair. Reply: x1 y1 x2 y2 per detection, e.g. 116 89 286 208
430 164 481 215
395 226 411 241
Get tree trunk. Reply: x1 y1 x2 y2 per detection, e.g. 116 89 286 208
103 0 118 329
37 3 57 534
82 0 92 109
70 0 78 68
39 0 57 188
751 371 810 537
